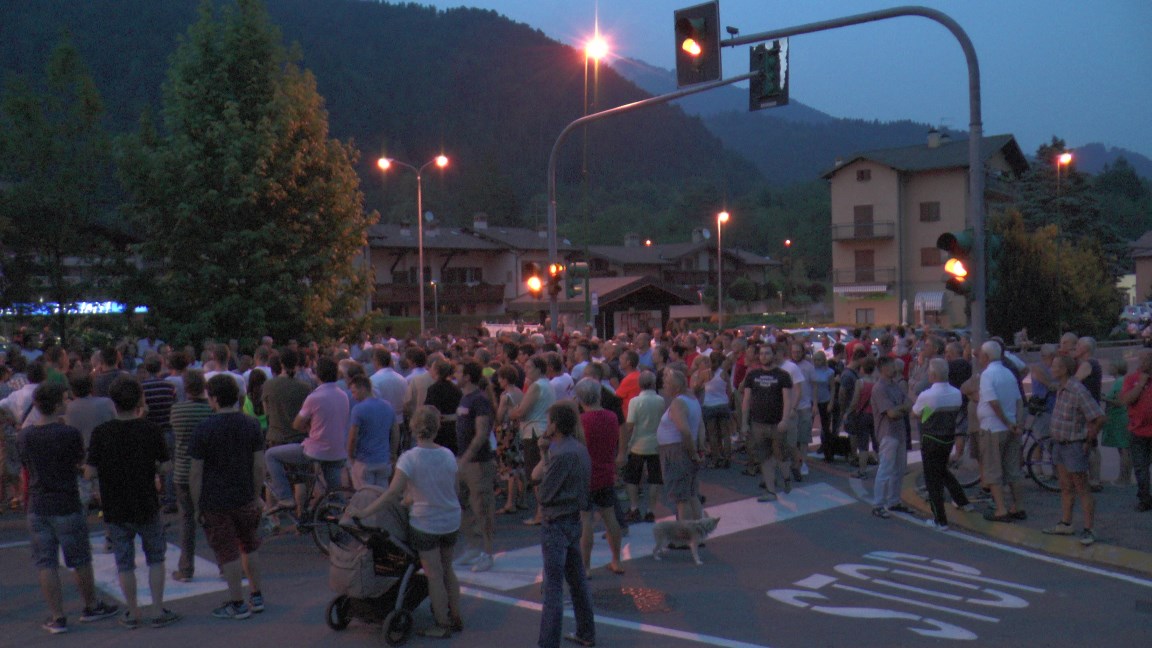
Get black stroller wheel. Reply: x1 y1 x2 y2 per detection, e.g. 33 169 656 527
382 609 413 646
326 595 351 630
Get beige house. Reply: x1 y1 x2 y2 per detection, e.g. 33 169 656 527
824 132 1028 327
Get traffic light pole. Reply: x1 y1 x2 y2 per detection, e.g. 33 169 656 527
722 5 985 344
546 72 758 334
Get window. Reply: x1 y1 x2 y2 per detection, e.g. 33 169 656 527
442 267 483 284
856 169 871 182
919 201 941 222
853 205 874 238
921 247 941 266
854 249 875 283
855 308 875 325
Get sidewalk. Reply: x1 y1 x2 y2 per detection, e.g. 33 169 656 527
901 467 1152 576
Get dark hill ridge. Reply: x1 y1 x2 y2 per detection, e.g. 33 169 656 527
0 0 761 230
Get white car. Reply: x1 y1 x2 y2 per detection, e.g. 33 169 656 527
1120 304 1151 323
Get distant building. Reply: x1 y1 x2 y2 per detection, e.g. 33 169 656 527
824 131 1029 327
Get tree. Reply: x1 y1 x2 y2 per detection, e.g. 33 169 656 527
119 0 373 344
0 34 112 343
987 210 1121 341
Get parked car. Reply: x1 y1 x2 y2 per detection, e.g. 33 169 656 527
1120 304 1152 323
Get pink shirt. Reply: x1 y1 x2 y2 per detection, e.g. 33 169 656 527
300 382 351 461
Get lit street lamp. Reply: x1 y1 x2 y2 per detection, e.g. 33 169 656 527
717 211 729 330
377 154 449 336
1056 150 1073 196
430 280 439 332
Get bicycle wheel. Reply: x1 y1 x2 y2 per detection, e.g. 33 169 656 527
950 452 981 489
311 486 355 555
1026 439 1060 492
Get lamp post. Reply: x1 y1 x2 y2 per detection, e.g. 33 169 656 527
716 211 729 331
430 280 439 332
1056 151 1073 197
377 154 449 336
1055 151 1072 333
582 30 608 330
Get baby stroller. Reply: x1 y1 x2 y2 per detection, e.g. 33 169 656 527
327 485 429 646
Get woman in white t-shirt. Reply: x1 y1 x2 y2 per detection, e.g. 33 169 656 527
351 405 461 638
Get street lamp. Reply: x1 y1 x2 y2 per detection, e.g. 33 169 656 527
716 211 729 331
1056 150 1073 196
377 154 449 336
430 280 439 332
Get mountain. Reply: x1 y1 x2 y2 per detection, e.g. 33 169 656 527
0 0 763 237
1069 143 1152 179
613 57 1152 185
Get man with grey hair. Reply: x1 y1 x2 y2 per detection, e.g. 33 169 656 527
977 341 1026 523
618 371 664 522
913 358 972 530
1073 336 1104 491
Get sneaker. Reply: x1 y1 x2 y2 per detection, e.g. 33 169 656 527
119 611 140 630
924 519 950 532
757 492 778 502
41 617 68 634
888 503 913 515
1009 510 1028 521
800 463 810 477
1042 521 1076 536
470 552 494 573
783 479 793 494
249 592 264 613
212 601 252 620
644 512 656 523
790 467 802 482
454 547 481 566
150 608 182 628
1079 529 1096 546
171 571 193 583
624 509 642 523
872 507 891 519
80 600 119 622
953 502 976 513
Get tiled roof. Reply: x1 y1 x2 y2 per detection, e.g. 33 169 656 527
367 224 501 251
1130 230 1152 259
587 241 777 267
460 226 578 252
822 134 1029 179
506 275 698 311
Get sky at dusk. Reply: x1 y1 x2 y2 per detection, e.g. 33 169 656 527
416 0 1152 160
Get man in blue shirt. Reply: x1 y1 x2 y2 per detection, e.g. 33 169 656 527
347 375 395 490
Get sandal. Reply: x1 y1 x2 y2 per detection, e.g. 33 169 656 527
417 625 453 639
982 510 1013 523
606 563 625 575
522 517 542 526
564 632 596 647
496 506 518 515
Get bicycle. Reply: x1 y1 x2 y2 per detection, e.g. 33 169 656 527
263 460 355 555
1020 418 1059 493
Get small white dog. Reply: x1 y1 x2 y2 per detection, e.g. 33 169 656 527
651 516 720 565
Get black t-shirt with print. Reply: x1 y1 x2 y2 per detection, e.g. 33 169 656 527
742 367 793 425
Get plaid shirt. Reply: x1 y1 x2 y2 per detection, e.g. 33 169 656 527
1049 379 1105 443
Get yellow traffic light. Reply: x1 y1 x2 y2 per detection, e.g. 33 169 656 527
527 276 543 293
944 258 968 279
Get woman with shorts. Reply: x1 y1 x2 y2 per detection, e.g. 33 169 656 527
574 380 625 575
699 353 733 468
494 365 526 514
351 406 461 638
511 356 556 526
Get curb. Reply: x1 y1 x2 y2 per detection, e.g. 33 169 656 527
901 467 1152 577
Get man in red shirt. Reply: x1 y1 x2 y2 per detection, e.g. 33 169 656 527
615 350 642 417
1120 350 1152 513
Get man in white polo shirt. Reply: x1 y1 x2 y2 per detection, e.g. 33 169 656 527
977 341 1026 523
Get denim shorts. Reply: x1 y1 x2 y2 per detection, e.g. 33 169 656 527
107 516 167 573
1052 440 1090 473
28 511 92 570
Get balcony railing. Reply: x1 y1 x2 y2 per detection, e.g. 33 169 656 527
373 282 506 304
831 221 896 241
832 267 896 285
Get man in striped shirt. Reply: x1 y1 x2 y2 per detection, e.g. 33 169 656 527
142 355 178 512
169 371 214 582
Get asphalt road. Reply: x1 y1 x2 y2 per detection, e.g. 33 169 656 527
3 457 1151 648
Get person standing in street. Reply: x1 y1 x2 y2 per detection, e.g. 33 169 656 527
1119 350 1152 513
870 356 912 519
19 383 119 634
912 358 972 530
1041 355 1105 545
189 374 267 620
742 345 793 502
452 361 497 573
85 376 179 629
535 403 595 648
346 374 395 490
976 341 1026 523
169 370 214 582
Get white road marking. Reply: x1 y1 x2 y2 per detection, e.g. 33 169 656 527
461 585 773 648
457 482 856 591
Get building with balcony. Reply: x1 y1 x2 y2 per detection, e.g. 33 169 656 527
824 131 1029 327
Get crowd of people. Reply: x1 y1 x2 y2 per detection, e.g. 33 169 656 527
2 320 1150 641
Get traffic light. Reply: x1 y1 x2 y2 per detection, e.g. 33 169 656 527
674 2 721 87
986 231 1003 298
548 262 564 298
749 40 789 110
566 262 589 299
523 261 543 299
936 229 974 297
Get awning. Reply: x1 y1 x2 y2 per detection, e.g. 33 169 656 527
914 291 944 311
833 285 888 295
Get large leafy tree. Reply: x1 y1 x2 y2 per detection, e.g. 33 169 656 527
120 0 372 344
0 35 112 342
988 210 1121 341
